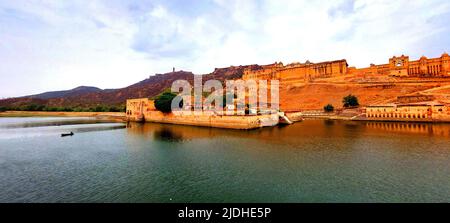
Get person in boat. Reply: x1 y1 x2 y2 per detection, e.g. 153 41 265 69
61 132 74 137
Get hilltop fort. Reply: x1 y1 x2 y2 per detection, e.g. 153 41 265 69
242 53 450 82
123 53 450 128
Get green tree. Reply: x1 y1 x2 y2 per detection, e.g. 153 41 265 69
154 92 181 113
73 107 87 112
323 104 334 112
0 106 7 112
94 106 106 112
342 94 359 108
25 104 45 111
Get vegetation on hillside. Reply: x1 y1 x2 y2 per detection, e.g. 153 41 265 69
342 95 359 108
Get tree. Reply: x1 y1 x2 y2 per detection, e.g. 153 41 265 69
324 104 334 112
342 94 359 108
94 106 106 112
25 104 45 111
154 92 182 113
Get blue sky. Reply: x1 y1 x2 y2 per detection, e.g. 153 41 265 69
1 0 450 98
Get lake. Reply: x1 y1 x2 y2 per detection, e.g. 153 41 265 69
0 117 449 202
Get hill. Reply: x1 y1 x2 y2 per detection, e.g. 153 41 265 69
0 66 249 110
27 86 102 100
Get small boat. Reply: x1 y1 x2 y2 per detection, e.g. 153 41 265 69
61 132 74 137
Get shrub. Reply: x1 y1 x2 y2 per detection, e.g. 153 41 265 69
94 106 106 112
24 104 45 111
45 107 59 112
324 104 334 112
73 107 85 112
342 94 359 108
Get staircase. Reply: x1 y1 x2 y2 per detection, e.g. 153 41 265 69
278 112 293 125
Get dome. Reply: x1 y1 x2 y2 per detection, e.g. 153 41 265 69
442 52 449 57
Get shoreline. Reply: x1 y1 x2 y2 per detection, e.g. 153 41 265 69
301 114 450 123
2 110 450 125
0 111 126 122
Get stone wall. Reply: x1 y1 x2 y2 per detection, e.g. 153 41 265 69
366 103 450 121
126 98 156 121
242 59 348 82
142 110 280 129
397 95 435 104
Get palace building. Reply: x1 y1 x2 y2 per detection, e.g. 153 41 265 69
365 101 449 121
242 60 348 81
355 53 450 77
242 53 450 81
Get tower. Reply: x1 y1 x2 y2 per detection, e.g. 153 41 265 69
441 52 450 76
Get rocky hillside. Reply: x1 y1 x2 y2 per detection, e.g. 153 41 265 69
0 66 249 109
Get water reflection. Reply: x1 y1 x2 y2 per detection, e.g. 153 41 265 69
323 119 335 126
1 119 119 129
153 128 185 142
73 124 126 133
126 120 450 144
1 118 450 202
125 120 361 144
126 122 218 142
364 121 450 137
0 117 126 139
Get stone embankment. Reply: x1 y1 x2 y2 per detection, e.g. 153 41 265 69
129 111 302 130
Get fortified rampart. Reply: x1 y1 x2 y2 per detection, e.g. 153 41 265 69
242 53 450 82
125 98 289 129
242 60 348 82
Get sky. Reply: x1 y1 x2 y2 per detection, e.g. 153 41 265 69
1 0 450 98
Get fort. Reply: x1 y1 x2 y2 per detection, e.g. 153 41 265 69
242 60 348 82
242 53 450 81
125 98 300 129
126 53 450 128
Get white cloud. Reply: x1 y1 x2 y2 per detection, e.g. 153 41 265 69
0 0 449 97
